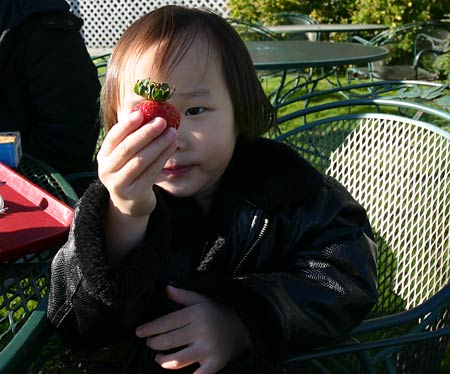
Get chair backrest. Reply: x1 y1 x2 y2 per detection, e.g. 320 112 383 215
276 109 450 317
271 12 320 41
276 93 450 136
69 0 230 48
349 21 447 80
227 18 281 41
353 21 442 47
275 79 450 110
415 28 450 54
413 27 450 78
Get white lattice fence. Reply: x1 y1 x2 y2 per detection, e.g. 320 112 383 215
69 0 230 48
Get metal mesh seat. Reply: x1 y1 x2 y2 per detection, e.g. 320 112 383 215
275 102 450 373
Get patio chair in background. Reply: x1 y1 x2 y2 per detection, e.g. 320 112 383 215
347 21 447 81
269 12 321 41
413 27 450 79
227 18 282 42
274 99 450 373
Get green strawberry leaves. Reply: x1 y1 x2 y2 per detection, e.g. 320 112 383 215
134 79 175 101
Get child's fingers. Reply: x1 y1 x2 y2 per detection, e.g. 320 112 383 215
145 325 191 351
110 118 167 163
99 118 169 175
98 111 145 156
108 128 177 188
165 285 208 307
155 345 198 370
135 308 189 338
193 360 220 374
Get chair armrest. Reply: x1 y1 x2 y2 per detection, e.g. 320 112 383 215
351 35 372 45
284 282 450 364
412 47 447 78
284 325 450 364
354 282 450 334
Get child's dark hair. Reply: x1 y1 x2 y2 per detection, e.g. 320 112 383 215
103 5 276 140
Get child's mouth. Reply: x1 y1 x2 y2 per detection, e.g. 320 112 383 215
162 165 192 177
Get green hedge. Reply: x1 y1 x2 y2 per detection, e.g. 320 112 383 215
228 0 447 27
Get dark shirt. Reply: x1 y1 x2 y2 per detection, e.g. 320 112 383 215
0 0 101 176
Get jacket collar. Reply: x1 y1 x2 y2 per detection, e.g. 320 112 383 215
218 136 324 213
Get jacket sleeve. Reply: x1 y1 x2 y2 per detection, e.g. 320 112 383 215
23 12 101 174
184 177 378 369
47 180 172 348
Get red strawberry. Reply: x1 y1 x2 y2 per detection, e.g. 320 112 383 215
132 79 180 129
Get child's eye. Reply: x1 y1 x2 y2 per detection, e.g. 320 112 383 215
185 107 205 116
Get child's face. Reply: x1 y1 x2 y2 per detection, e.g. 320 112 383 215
118 37 237 203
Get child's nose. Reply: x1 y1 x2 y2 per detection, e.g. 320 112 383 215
173 122 187 150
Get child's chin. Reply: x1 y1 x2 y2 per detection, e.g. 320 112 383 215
155 182 197 198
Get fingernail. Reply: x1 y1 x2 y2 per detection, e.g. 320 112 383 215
168 280 180 287
135 327 144 337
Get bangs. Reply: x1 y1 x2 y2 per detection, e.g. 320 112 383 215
111 9 214 115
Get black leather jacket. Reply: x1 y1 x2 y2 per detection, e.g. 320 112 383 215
48 138 378 373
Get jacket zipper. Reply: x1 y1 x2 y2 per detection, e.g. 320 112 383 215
233 216 269 277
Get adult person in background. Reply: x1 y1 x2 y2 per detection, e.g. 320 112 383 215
0 0 101 195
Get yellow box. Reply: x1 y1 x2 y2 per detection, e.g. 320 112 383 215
0 132 22 168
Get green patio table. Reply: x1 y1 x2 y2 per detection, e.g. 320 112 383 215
246 40 389 104
246 40 388 70
266 23 388 37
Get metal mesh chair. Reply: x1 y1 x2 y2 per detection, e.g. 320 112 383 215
275 100 450 373
348 21 446 81
0 155 77 374
227 18 281 41
269 12 321 41
413 28 450 80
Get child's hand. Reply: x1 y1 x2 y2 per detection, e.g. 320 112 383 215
136 285 251 374
97 111 177 217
